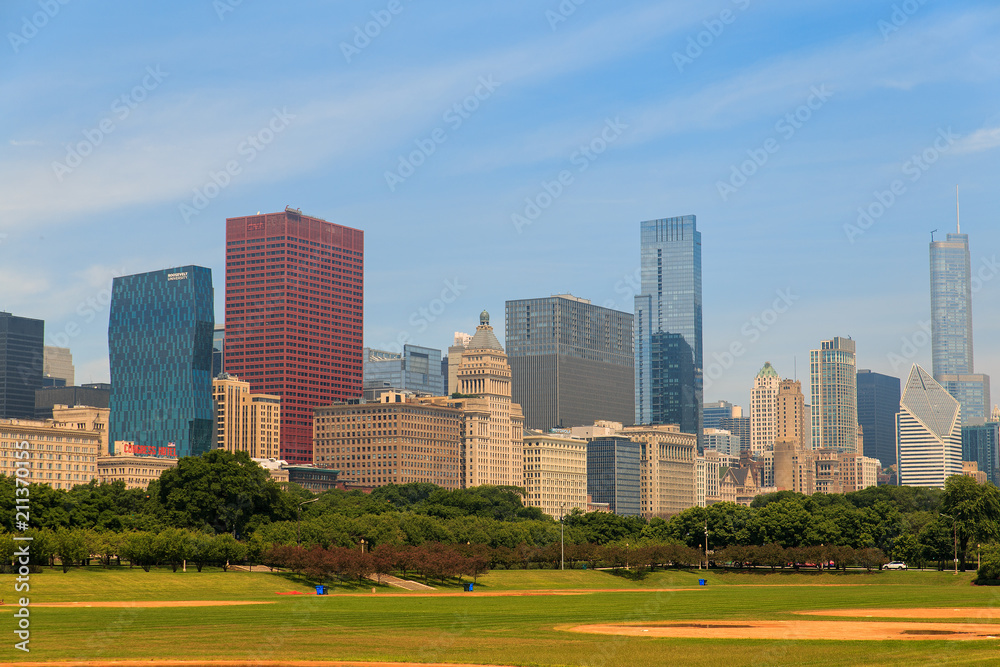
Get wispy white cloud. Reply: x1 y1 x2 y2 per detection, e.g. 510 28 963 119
953 124 1000 155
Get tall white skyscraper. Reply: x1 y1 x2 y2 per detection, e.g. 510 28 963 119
810 336 858 452
897 364 962 488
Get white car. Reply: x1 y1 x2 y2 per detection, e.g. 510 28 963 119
882 561 907 570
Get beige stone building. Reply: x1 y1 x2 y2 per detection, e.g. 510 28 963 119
313 391 462 489
522 429 588 518
43 346 74 385
621 424 697 518
97 452 178 489
776 379 806 448
1 417 100 489
446 331 472 395
213 374 280 459
750 362 781 454
962 461 988 484
839 452 880 492
419 311 524 489
51 405 110 455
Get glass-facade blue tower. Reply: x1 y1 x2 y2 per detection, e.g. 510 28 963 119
930 231 990 425
108 266 214 458
586 437 640 517
634 216 702 445
856 369 900 469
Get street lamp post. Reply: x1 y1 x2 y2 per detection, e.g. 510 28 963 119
297 498 318 546
704 521 709 570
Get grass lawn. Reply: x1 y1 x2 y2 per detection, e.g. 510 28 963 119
3 566 1000 665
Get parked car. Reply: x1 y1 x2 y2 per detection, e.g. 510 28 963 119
882 561 907 570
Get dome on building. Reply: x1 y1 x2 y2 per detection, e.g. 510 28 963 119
480 309 490 325
468 311 503 351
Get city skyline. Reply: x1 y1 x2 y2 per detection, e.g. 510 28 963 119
2 2 999 413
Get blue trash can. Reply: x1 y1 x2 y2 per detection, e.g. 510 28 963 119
315 585 326 595
698 579 706 586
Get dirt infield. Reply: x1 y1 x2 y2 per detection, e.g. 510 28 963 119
796 607 1000 619
567 619 1000 641
28 601 277 608
322 588 689 597
15 662 516 667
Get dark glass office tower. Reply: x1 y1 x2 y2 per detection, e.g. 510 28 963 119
212 324 225 377
108 266 214 458
586 437 640 516
962 422 999 486
634 216 702 445
856 369 900 469
506 294 633 430
930 230 990 425
0 312 44 419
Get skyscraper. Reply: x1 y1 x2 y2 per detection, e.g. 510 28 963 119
108 266 214 458
363 344 444 400
810 336 858 452
418 311 525 488
856 369 901 469
634 216 702 444
930 226 990 425
587 436 641 517
0 312 44 419
749 362 780 453
506 294 633 430
702 400 739 429
225 208 364 464
897 364 962 488
43 346 74 387
962 421 999 487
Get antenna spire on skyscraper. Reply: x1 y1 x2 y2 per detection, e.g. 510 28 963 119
956 185 960 234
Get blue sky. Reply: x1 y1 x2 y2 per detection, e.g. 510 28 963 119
2 0 999 411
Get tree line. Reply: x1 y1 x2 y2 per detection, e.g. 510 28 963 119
2 450 999 574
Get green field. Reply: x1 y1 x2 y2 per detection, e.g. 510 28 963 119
4 567 1000 665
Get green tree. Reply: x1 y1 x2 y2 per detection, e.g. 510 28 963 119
53 528 91 572
214 533 247 571
941 475 1000 570
155 450 286 537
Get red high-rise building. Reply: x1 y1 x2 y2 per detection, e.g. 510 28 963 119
225 208 364 464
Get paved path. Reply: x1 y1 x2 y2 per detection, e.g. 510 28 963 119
370 574 435 591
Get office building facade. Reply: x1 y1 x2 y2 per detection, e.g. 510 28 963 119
962 422 999 487
1 417 100 489
810 336 858 453
587 436 641 516
897 364 962 488
930 230 990 425
314 391 462 489
108 266 214 458
363 344 444 400
34 384 111 420
634 216 703 444
225 208 364 464
750 362 780 453
418 311 524 488
703 400 740 429
522 430 588 518
43 346 74 387
856 369 900 468
506 294 633 430
213 374 281 459
0 312 44 420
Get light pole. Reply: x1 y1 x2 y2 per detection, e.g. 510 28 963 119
940 513 958 575
297 498 318 546
704 521 709 570
560 502 565 571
